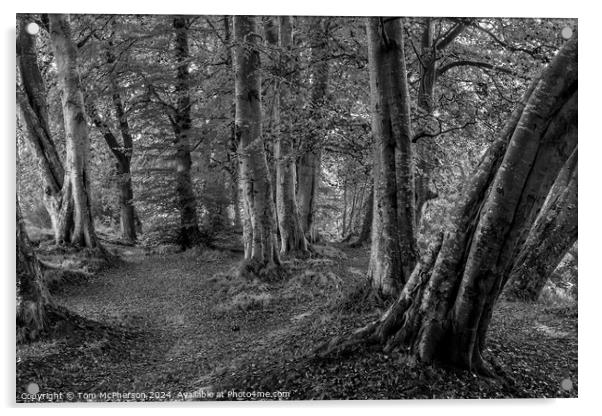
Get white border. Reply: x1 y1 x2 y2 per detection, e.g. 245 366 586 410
2 1 599 415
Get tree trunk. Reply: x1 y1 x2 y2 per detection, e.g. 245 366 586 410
17 16 74 244
346 181 360 238
366 17 416 296
297 150 321 243
173 16 203 249
17 198 51 342
414 17 458 229
117 161 137 243
108 52 138 243
391 19 418 279
318 36 577 372
87 100 137 243
350 185 373 247
504 148 578 301
223 16 241 229
418 18 437 113
273 16 309 256
342 179 349 237
234 15 280 276
297 17 329 243
49 14 100 249
415 18 437 230
86 43 138 243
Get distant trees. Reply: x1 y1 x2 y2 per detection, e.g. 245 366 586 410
233 15 280 275
171 16 204 249
318 34 577 372
86 33 138 243
297 17 330 243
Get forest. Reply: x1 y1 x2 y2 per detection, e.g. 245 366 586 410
15 13 577 401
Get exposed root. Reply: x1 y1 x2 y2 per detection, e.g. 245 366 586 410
313 320 380 359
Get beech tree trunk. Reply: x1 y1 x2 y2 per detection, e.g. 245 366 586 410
273 16 309 255
86 44 138 243
350 186 373 247
109 46 137 243
234 15 280 275
17 199 51 342
414 18 438 228
297 17 329 243
173 17 203 249
504 148 578 301
17 16 74 244
366 17 416 296
223 16 242 229
318 35 578 372
49 14 100 249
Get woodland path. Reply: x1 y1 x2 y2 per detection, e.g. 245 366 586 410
16 242 577 401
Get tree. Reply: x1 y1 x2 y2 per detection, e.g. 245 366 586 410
297 17 329 243
49 14 101 249
234 15 280 276
86 33 138 243
366 17 417 296
350 185 373 247
317 35 577 372
16 198 51 342
172 16 204 249
17 15 74 244
504 148 578 301
274 16 310 256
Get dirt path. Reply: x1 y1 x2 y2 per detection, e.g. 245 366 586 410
17 244 372 401
16 243 577 401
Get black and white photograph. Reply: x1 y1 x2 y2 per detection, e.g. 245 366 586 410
10 2 589 407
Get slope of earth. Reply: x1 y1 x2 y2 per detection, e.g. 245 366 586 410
16 240 577 402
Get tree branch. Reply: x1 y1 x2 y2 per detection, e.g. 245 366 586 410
435 20 470 51
412 120 476 143
437 60 518 78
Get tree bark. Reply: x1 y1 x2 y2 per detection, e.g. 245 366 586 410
414 18 438 229
223 16 242 229
297 17 329 243
350 185 373 247
366 17 417 296
86 43 138 243
273 16 309 255
108 49 137 243
317 35 578 372
172 16 203 249
17 16 74 244
17 198 51 342
234 15 280 276
504 148 578 301
49 14 100 249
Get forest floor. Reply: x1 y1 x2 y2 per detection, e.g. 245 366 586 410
16 233 578 402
